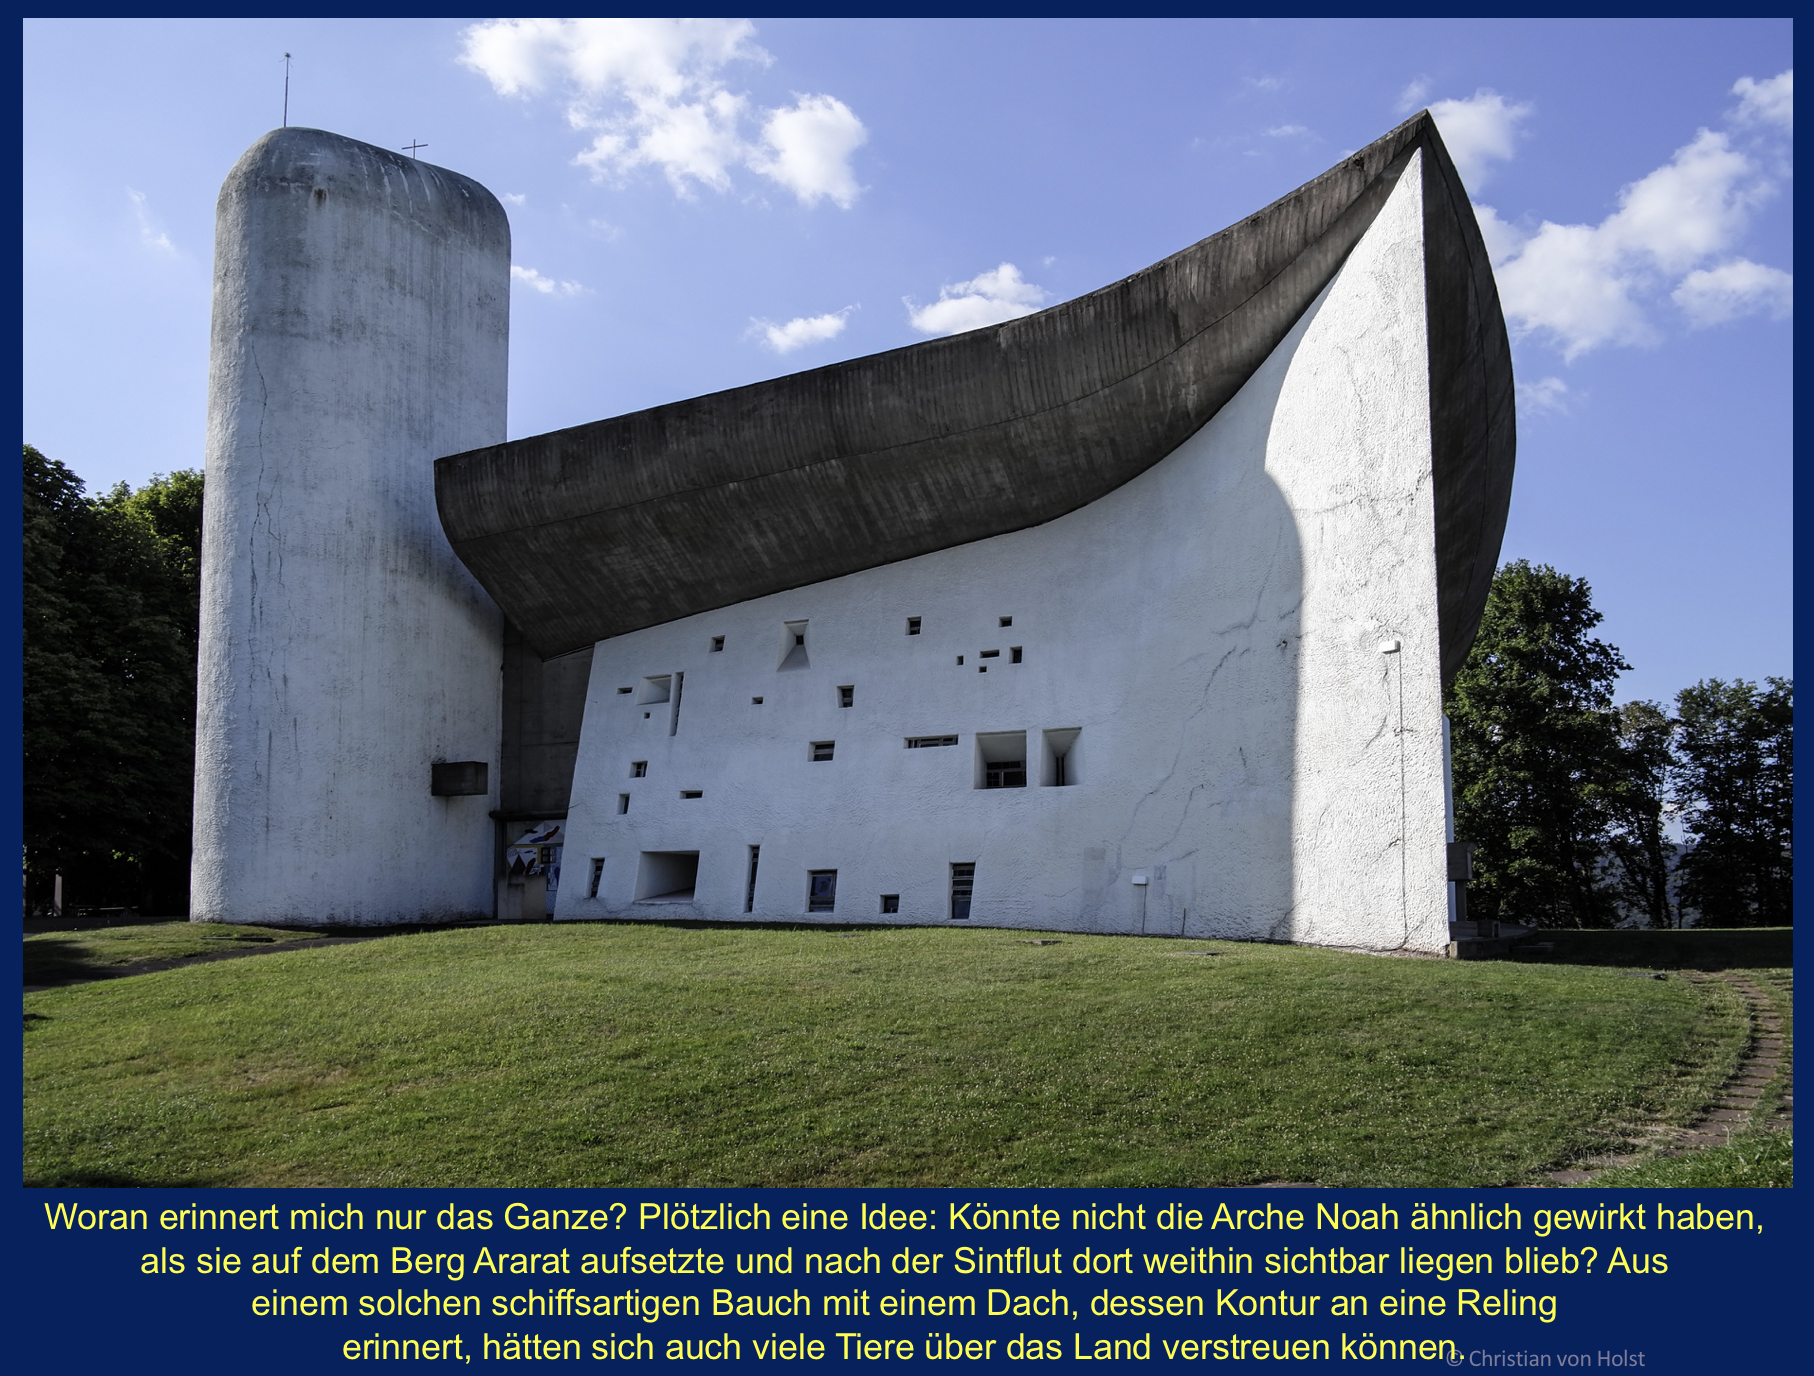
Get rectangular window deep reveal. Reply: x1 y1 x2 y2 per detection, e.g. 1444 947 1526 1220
808 870 838 913
811 741 835 762
950 863 975 920
905 735 958 749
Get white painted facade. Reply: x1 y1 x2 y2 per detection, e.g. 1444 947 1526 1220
557 157 1450 953
192 130 510 925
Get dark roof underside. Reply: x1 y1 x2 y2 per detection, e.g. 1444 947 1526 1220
436 112 1513 685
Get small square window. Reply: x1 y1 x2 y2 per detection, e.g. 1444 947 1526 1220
807 869 838 913
617 794 630 815
838 685 854 708
588 858 605 899
680 790 702 799
956 655 964 666
999 616 1012 627
710 636 724 652
1010 646 1022 664
617 686 632 694
811 741 835 762
630 761 647 778
906 617 922 635
752 696 764 705
880 894 900 914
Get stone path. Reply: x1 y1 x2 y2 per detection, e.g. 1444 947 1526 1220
1546 970 1792 1185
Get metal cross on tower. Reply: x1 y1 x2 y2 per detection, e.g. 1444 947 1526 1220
402 140 428 157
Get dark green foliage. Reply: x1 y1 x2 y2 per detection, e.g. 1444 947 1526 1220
1607 700 1678 928
23 446 203 914
1445 561 1629 929
1673 678 1793 926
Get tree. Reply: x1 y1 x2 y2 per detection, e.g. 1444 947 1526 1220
23 446 203 914
1605 700 1678 928
1673 677 1792 927
1444 561 1630 929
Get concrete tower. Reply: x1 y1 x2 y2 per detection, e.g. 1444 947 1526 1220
192 128 510 925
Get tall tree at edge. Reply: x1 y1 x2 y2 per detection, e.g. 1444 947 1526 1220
1444 561 1630 929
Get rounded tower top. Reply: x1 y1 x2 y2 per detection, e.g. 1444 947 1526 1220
217 126 509 260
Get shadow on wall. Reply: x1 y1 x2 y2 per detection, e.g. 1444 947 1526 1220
1095 298 1304 944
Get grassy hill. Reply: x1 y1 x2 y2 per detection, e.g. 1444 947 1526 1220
23 921 1770 1188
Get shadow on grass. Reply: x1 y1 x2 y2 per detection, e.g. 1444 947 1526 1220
1519 927 1791 972
23 938 104 986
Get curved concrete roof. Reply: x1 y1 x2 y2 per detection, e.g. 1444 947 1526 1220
437 112 1513 683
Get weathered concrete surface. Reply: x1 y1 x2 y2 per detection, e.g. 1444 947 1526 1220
500 624 593 818
556 160 1453 953
437 111 1512 690
192 128 509 926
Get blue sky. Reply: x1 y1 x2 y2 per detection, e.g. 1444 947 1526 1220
22 18 1792 706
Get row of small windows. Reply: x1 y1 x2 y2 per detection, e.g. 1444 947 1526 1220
585 849 977 920
616 729 1077 789
615 615 1021 691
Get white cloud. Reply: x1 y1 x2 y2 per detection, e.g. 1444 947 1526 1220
1730 69 1792 131
1673 258 1793 326
749 94 868 208
1516 376 1571 415
751 307 853 353
1245 76 1283 92
126 188 174 253
1427 89 1531 189
511 265 585 297
1264 124 1310 138
459 18 866 207
1397 77 1432 113
501 191 527 206
905 263 1049 336
1483 127 1788 358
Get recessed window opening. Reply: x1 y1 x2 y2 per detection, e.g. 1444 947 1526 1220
976 731 1028 789
950 863 975 920
979 665 988 673
745 846 760 913
956 655 964 666
617 686 632 695
1010 647 1023 664
751 696 764 705
637 675 671 705
669 671 685 735
710 636 724 652
680 790 702 799
906 617 921 635
811 741 835 762
1041 728 1082 787
779 620 810 671
630 761 647 778
807 870 838 913
980 649 1000 659
880 894 900 914
616 794 630 815
838 685 854 708
905 735 958 749
999 616 1012 627
587 858 605 899
635 851 698 903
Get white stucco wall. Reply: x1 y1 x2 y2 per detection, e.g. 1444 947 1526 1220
191 130 509 925
557 156 1449 953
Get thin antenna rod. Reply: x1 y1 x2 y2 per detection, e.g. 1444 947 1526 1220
283 53 292 128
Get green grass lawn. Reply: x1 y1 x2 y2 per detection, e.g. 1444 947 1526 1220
25 922 333 986
22 923 1760 1189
